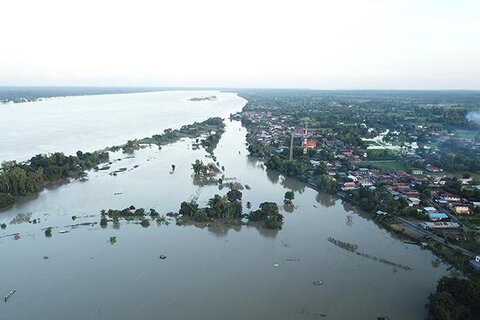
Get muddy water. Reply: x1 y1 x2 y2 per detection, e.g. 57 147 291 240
0 106 448 320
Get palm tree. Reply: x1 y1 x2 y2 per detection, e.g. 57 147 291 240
192 159 205 176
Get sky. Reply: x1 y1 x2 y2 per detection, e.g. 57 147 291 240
0 0 479 89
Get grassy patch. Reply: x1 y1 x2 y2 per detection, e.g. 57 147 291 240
362 161 407 171
458 215 480 229
431 171 480 181
455 129 477 141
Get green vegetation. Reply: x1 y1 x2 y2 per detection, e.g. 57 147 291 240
140 219 150 228
178 192 243 222
0 151 109 208
427 275 480 320
361 160 407 171
1 223 6 229
458 216 480 229
100 216 108 228
227 189 242 202
284 191 294 204
237 90 480 317
44 227 52 237
188 95 217 101
246 202 283 229
0 193 14 208
99 206 165 228
192 160 206 176
117 117 225 155
347 187 408 215
191 159 220 177
314 175 337 193
421 139 480 173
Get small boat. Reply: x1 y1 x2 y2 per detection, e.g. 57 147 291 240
59 230 69 234
312 280 324 286
4 289 16 302
159 255 167 260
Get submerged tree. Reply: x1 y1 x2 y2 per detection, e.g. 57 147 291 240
192 159 206 176
247 202 283 229
284 191 295 204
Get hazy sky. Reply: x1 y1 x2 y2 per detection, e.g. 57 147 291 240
1 0 479 89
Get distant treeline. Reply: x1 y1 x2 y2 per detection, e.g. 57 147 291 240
0 86 166 103
237 89 480 106
0 151 109 208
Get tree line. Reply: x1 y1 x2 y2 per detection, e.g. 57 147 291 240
0 151 109 208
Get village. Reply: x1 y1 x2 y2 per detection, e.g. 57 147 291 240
237 93 480 272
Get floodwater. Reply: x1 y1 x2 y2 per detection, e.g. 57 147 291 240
0 90 244 162
0 93 449 320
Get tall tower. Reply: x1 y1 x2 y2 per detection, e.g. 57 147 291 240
303 122 308 156
289 133 294 161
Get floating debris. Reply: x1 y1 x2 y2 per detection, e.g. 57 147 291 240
10 213 32 225
59 230 69 234
328 237 412 271
114 192 123 195
281 239 291 248
4 289 16 302
327 237 358 252
43 256 49 260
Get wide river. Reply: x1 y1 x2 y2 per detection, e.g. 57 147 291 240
0 90 242 163
1 91 449 319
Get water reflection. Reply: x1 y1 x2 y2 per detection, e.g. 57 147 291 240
177 220 277 239
246 156 260 169
253 224 278 238
341 200 363 216
315 192 337 208
283 203 295 213
266 169 280 184
346 215 353 227
192 175 219 187
0 110 450 320
280 176 305 193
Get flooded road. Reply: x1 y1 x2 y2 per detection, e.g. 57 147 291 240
0 100 449 319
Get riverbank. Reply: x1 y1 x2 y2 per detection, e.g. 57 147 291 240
0 98 452 319
0 117 226 211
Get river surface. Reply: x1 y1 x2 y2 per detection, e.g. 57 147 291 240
0 92 449 319
0 90 243 162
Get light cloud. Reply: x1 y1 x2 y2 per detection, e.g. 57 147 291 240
0 0 479 89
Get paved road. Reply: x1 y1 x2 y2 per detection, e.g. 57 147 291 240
395 216 475 258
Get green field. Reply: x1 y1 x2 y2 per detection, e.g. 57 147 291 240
431 171 480 181
458 216 480 229
455 129 477 141
361 161 407 171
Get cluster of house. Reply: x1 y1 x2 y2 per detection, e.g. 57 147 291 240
242 110 479 229
242 111 319 154
328 167 478 226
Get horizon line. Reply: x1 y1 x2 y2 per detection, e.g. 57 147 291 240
1 85 480 92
